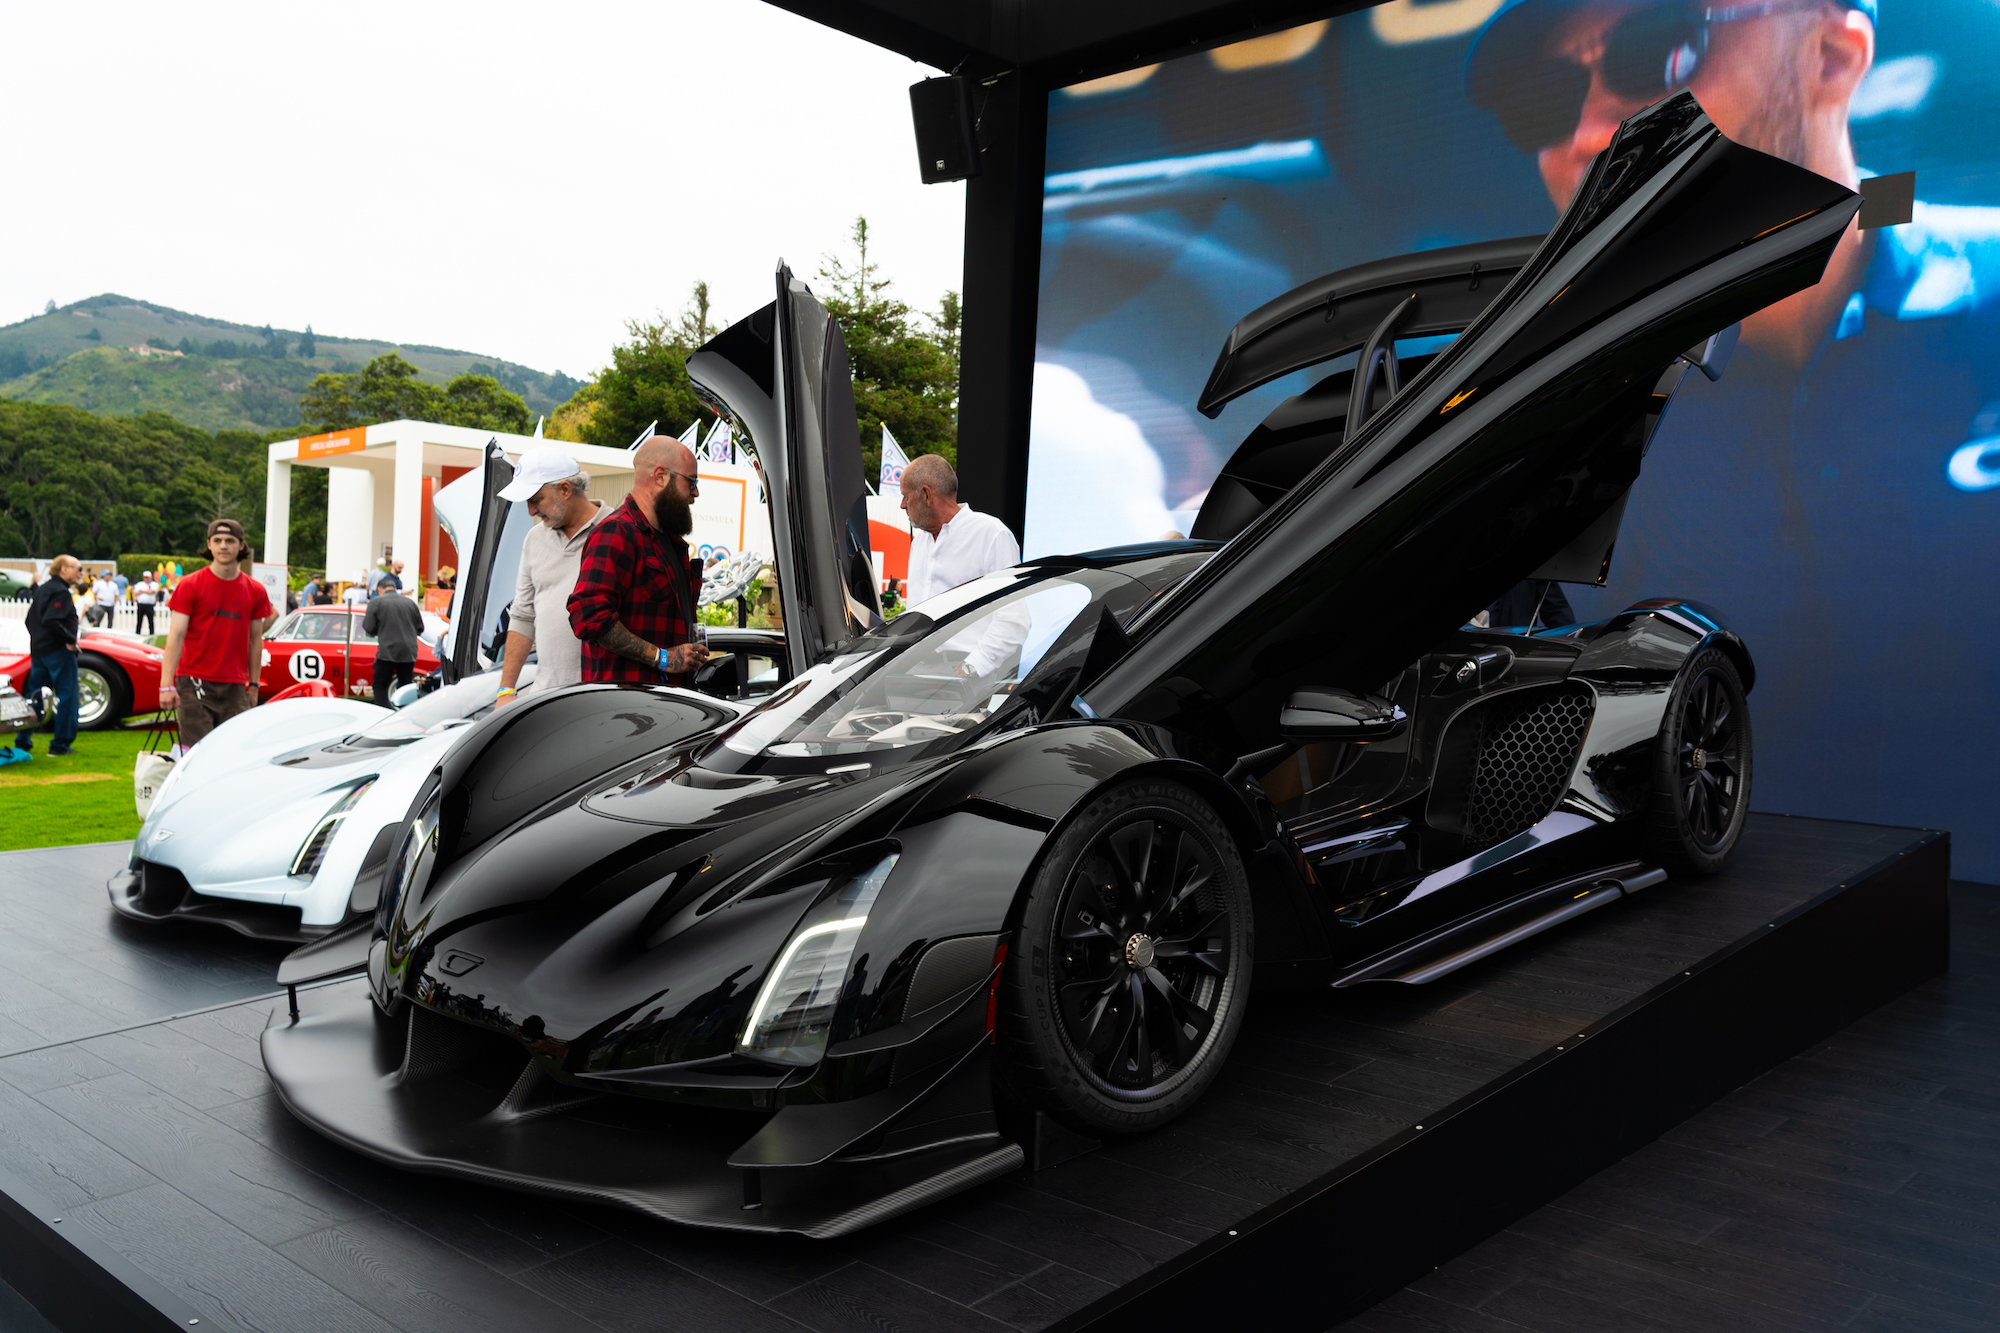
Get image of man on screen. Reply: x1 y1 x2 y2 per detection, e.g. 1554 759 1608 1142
1467 0 2000 866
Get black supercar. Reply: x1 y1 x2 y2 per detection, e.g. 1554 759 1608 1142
264 96 1857 1236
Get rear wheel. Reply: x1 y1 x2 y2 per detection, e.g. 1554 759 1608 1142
76 653 131 730
996 780 1252 1136
1642 649 1751 875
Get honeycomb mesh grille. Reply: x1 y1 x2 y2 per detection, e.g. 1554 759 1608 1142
1464 685 1594 847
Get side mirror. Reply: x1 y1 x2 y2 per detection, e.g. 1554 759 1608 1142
1280 687 1407 743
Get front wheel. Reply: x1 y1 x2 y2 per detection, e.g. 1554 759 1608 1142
75 653 131 730
1642 648 1752 875
995 779 1252 1136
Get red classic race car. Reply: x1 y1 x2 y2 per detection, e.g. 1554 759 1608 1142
0 628 168 731
259 605 441 704
0 605 441 730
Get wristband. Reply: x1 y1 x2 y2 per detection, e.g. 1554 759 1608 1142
495 687 518 698
658 651 671 683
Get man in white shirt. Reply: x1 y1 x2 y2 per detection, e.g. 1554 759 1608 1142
88 572 118 627
495 446 603 706
900 454 1021 604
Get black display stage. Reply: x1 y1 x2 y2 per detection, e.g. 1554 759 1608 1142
0 817 1947 1333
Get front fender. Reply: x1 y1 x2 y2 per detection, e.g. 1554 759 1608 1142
432 683 739 865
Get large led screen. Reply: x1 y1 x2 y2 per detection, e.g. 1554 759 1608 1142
1029 0 2000 879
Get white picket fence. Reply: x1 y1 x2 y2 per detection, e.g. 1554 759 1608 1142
0 599 164 647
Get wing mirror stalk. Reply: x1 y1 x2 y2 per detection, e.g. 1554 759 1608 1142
1224 687 1409 786
1280 688 1408 743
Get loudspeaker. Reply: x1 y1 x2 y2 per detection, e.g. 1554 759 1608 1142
909 76 981 184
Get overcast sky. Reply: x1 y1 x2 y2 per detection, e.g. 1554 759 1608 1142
2 0 965 379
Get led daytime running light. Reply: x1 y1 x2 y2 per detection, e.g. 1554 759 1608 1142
736 850 898 1067
738 916 869 1043
290 779 377 879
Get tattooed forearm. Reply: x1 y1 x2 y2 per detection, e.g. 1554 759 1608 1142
597 620 661 667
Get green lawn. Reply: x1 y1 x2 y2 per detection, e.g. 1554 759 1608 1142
0 723 162 852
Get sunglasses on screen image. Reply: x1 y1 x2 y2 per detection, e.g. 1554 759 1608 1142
1489 1 1809 153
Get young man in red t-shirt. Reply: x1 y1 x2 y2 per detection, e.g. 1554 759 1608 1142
158 519 275 746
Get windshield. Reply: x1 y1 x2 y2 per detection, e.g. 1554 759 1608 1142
350 666 535 744
276 610 377 644
702 571 1110 773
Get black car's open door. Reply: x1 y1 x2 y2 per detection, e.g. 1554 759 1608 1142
1089 94 1859 758
437 439 531 684
685 262 882 673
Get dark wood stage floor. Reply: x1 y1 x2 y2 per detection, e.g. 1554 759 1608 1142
0 816 1952 1332
1339 877 2000 1333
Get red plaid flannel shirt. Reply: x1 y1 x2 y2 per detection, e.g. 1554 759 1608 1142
566 495 705 686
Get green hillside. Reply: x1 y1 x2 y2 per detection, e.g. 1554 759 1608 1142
0 295 582 430
0 347 322 433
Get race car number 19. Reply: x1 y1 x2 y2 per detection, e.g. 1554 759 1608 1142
289 649 326 683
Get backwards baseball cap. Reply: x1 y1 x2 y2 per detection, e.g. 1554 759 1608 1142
1468 0 1878 154
498 445 585 502
207 518 246 544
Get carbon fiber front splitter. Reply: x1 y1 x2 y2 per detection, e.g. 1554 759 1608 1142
260 993 1022 1238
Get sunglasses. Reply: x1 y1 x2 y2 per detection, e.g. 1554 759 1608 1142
1491 1 1802 154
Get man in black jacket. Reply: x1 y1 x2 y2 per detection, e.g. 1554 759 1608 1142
361 579 424 708
15 555 82 755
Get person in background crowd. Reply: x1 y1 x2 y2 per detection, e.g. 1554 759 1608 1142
495 447 604 707
378 559 405 594
313 574 335 606
362 578 423 708
88 570 118 627
434 566 456 591
14 555 83 756
900 454 1022 603
157 519 274 747
299 573 321 606
342 580 368 608
568 435 708 686
112 570 129 603
132 570 162 635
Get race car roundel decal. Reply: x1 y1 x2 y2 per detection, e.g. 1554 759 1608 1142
288 649 326 683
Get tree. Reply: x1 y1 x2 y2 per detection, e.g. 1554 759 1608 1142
569 281 728 451
675 281 719 347
43 300 55 315
817 217 960 474
298 325 316 360
298 352 531 434
84 328 101 342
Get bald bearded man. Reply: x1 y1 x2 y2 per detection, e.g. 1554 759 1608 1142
567 436 709 687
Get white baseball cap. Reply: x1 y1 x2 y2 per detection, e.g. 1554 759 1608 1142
498 445 585 502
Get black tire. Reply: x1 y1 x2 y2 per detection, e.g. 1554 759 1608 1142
76 653 131 731
1642 648 1751 875
995 779 1253 1136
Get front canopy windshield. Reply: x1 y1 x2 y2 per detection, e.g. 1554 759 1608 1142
344 668 533 747
702 572 1100 773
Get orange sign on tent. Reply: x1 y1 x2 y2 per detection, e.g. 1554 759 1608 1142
298 427 367 460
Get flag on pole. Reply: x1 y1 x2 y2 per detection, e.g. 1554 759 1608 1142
533 415 545 440
678 419 701 452
702 417 734 465
628 421 657 452
880 424 910 492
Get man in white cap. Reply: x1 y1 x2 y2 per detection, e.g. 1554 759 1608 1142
494 446 603 706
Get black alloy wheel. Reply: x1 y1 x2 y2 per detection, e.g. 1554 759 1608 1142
1642 647 1751 875
996 780 1252 1136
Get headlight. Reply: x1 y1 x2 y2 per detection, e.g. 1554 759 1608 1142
736 851 899 1067
290 779 377 879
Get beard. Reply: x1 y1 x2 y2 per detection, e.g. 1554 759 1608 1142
658 492 694 540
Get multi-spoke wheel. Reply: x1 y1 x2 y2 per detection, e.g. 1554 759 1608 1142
995 780 1251 1135
75 653 131 730
1643 648 1752 875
